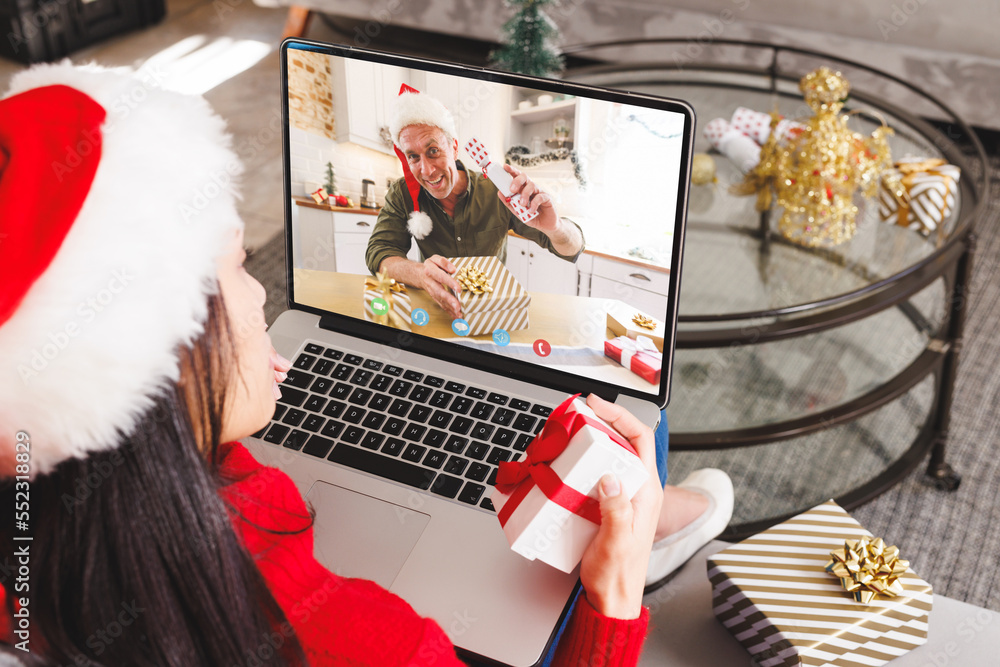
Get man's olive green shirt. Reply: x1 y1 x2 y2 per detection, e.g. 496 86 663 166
365 160 584 275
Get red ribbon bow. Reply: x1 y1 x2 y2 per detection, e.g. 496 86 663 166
495 394 639 528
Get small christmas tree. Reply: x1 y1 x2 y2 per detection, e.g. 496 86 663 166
489 0 565 78
324 162 337 196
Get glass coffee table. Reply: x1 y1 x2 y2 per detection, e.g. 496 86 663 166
566 40 990 537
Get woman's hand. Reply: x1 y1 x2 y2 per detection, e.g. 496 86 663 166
578 394 662 619
270 346 291 399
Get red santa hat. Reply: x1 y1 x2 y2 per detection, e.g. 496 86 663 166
0 62 243 478
388 84 457 240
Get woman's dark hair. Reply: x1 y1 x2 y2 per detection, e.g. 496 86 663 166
0 292 308 666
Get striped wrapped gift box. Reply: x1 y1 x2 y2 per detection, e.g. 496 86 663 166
878 158 960 238
450 256 531 337
708 500 932 667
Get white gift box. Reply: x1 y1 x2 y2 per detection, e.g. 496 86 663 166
491 397 649 573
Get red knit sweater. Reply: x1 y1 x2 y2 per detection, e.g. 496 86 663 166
218 441 649 666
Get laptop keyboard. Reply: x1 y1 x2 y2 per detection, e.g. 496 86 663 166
252 342 553 511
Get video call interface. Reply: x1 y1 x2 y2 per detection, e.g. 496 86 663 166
286 45 689 397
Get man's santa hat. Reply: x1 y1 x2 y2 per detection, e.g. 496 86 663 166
389 84 457 240
0 62 243 477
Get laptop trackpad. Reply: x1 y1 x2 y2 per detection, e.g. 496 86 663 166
306 481 431 589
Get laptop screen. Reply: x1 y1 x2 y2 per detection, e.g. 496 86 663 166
282 40 693 407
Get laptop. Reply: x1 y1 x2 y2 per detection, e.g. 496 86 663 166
244 37 694 666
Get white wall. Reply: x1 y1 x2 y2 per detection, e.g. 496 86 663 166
288 126 403 205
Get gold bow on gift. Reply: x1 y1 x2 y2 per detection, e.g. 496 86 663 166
883 158 956 231
825 537 909 605
364 272 410 330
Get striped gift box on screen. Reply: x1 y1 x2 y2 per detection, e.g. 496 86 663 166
451 256 530 336
708 500 932 667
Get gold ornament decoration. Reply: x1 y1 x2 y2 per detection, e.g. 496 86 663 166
455 265 494 294
733 67 894 247
690 153 717 186
825 536 909 605
632 313 656 330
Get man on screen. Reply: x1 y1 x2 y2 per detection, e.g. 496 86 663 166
365 85 584 319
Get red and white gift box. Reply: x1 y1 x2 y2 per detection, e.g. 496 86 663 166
491 395 650 573
703 118 761 172
604 335 662 385
730 106 804 145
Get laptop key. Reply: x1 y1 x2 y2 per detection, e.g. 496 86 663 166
487 392 509 405
343 406 366 424
382 437 405 457
488 468 499 486
251 426 265 440
303 414 325 433
322 400 346 419
331 364 352 380
321 420 345 440
423 450 446 470
513 433 534 452
304 343 324 355
362 412 386 430
470 402 494 421
390 380 413 397
471 422 495 441
487 447 512 465
444 435 468 454
283 429 309 450
513 414 537 433
350 369 373 386
370 374 393 392
424 375 444 387
293 353 317 371
263 423 289 444
457 482 485 505
509 399 530 412
322 348 343 360
429 410 452 429
384 365 403 377
431 474 462 499
450 417 473 435
402 443 426 463
363 359 383 371
408 405 432 423
491 428 515 447
369 393 392 412
348 388 372 405
409 385 432 403
304 395 327 413
403 369 423 382
382 417 406 435
343 354 363 365
342 425 364 444
331 382 352 399
283 369 313 390
328 444 434 490
491 408 515 425
445 381 465 393
530 404 553 417
444 455 469 476
360 432 385 450
465 387 487 400
430 390 453 408
302 434 334 458
388 398 412 416
282 409 306 427
480 497 495 511
310 377 334 395
272 404 288 421
467 441 490 461
466 462 490 482
450 396 473 414
403 424 426 442
423 429 447 448
312 359 336 376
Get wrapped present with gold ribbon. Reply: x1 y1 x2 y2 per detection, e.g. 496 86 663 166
449 256 530 337
708 500 932 667
879 157 961 238
363 272 412 331
606 301 665 352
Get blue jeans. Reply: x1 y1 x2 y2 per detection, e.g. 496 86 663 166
539 410 669 666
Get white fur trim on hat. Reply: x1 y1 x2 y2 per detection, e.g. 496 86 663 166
0 62 243 478
406 210 433 240
389 91 457 146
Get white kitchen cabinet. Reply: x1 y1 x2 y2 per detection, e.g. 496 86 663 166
293 203 419 275
331 59 409 155
587 256 671 319
506 235 578 296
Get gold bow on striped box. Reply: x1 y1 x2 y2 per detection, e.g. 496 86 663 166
708 500 932 667
879 157 960 239
448 256 531 337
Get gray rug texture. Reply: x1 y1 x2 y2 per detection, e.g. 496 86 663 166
246 155 1000 612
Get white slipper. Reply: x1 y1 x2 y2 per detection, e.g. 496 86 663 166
645 468 734 592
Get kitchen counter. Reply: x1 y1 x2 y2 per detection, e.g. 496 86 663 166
294 196 380 216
